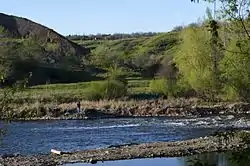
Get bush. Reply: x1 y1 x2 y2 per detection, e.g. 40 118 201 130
220 85 240 101
149 78 194 98
149 79 168 96
84 80 127 100
107 65 128 85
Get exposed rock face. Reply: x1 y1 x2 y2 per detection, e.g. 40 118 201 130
0 13 89 56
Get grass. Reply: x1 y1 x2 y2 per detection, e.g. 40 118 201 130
0 76 223 119
73 31 179 63
4 77 153 105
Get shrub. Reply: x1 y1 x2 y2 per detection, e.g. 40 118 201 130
220 85 240 101
149 78 194 98
107 65 128 85
84 80 127 100
149 78 168 96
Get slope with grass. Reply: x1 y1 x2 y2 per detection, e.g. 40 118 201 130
0 13 89 56
72 32 180 78
0 13 94 85
3 78 151 105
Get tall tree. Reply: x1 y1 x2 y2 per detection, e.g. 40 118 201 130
192 0 250 38
174 27 218 99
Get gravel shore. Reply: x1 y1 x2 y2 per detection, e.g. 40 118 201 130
1 130 249 166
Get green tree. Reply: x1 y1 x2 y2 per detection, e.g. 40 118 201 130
107 64 127 84
90 45 124 69
84 65 128 100
192 0 250 101
220 39 250 100
0 45 22 82
174 27 218 99
192 0 250 39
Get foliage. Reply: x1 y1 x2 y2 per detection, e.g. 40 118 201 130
0 13 92 85
67 32 159 41
0 88 17 119
81 65 127 100
0 25 8 36
174 27 219 99
84 32 179 77
220 39 250 101
149 78 168 96
0 37 94 86
149 78 188 98
190 0 250 102
1 2 250 103
107 65 128 84
0 40 41 85
84 80 127 100
0 72 23 144
44 42 60 52
172 25 184 32
0 77 150 108
192 0 250 38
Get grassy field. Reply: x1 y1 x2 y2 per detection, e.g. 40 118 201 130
5 78 153 105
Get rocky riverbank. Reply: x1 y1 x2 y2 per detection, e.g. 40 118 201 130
1 130 249 166
4 99 250 120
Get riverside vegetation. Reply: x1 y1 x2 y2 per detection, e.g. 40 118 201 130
1 0 250 166
0 1 249 116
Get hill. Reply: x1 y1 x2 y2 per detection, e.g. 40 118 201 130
0 13 89 56
0 13 181 86
71 31 180 78
0 13 93 85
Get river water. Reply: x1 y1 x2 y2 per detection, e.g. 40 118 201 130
1 115 250 155
65 153 236 166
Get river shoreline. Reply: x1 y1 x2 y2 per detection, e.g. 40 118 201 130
1 130 249 166
2 99 250 120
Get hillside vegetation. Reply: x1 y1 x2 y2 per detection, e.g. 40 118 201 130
0 13 89 55
1 0 250 104
74 32 180 78
70 13 250 101
0 12 181 87
0 13 92 85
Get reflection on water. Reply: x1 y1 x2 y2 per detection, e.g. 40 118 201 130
185 153 228 166
65 152 250 166
64 158 186 166
184 151 250 166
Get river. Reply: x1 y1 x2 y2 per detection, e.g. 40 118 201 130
1 115 249 155
64 152 237 166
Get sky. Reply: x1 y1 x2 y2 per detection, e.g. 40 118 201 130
1 0 214 35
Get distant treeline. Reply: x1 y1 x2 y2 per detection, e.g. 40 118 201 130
66 32 160 41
